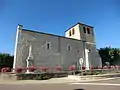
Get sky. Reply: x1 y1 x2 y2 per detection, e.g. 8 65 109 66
0 0 120 55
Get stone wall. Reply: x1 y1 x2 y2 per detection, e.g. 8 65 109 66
14 29 102 70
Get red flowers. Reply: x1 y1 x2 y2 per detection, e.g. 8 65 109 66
82 66 86 70
1 67 11 73
55 66 62 71
115 65 119 69
15 68 23 73
98 66 102 69
27 66 36 72
103 65 108 69
110 66 115 69
68 65 75 71
1 68 7 73
103 65 120 69
90 66 94 70
41 67 48 72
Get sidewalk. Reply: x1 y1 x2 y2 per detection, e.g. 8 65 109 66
0 75 119 84
0 73 120 84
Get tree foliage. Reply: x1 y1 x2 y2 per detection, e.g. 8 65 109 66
98 47 120 65
0 53 14 69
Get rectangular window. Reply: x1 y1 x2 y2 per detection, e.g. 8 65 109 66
83 27 86 33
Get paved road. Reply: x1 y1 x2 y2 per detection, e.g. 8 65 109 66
0 78 120 90
86 77 120 84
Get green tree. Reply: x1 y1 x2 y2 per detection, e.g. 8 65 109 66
0 53 14 69
98 47 120 65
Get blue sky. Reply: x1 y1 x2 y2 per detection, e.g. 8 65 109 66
0 0 120 55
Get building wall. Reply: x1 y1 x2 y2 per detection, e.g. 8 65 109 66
15 30 86 69
14 25 102 70
59 37 84 69
15 30 60 68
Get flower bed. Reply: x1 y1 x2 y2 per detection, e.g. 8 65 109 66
12 65 120 80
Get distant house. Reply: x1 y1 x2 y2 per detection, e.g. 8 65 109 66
13 22 102 70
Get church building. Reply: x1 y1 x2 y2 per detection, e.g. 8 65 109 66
13 22 102 70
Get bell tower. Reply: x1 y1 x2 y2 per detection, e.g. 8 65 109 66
65 22 95 44
65 22 100 70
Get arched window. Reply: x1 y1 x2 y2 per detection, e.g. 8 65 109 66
47 43 50 50
67 45 71 51
46 42 51 50
83 27 86 33
87 28 90 34
72 28 75 35
69 30 71 36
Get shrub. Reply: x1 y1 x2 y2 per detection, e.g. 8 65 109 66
32 74 52 80
42 76 51 80
75 70 81 74
82 70 101 75
33 75 42 80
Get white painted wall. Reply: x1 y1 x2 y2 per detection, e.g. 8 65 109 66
65 24 81 40
13 25 22 69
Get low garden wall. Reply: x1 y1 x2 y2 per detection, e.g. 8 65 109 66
0 72 68 80
16 72 68 80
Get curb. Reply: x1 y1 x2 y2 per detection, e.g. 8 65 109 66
0 77 120 84
75 77 120 82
